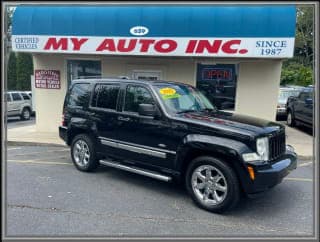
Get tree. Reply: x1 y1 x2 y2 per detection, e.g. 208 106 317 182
294 6 314 67
7 52 17 90
16 53 33 90
281 6 314 86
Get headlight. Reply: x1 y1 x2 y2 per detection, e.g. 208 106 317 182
256 137 269 161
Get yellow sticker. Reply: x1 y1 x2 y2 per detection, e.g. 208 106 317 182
159 87 176 95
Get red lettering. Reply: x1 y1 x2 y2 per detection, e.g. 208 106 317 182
195 40 222 53
154 40 177 53
44 38 68 50
185 40 197 53
221 40 241 53
139 39 155 52
117 39 137 52
71 38 88 50
96 39 116 51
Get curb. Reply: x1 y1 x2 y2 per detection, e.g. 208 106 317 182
7 141 67 148
7 141 313 160
297 155 314 161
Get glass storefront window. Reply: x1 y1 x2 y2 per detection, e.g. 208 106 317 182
67 60 101 86
196 64 238 111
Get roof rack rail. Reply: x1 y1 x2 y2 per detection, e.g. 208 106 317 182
76 75 130 80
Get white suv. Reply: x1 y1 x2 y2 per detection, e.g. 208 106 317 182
6 91 33 120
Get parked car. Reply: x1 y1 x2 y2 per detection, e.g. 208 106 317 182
276 88 300 118
59 78 297 213
6 91 33 120
286 87 314 128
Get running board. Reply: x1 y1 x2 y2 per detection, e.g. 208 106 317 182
99 159 172 182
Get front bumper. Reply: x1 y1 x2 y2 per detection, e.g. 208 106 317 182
243 146 297 194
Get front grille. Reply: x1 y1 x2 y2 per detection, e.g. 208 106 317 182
269 131 286 160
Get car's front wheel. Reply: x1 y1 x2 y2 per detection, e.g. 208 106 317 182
71 134 99 172
186 156 240 213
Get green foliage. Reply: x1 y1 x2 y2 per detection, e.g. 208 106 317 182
7 52 17 90
281 62 313 86
281 6 314 86
16 53 33 91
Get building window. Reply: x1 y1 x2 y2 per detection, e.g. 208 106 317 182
67 60 101 86
196 64 238 111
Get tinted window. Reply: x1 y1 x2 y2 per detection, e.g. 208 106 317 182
124 85 154 113
6 94 11 102
92 84 119 110
68 83 91 107
12 93 22 101
21 93 31 100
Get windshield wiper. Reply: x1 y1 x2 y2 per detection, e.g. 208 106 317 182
176 109 198 114
200 108 216 112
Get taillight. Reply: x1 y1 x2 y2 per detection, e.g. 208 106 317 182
61 113 66 126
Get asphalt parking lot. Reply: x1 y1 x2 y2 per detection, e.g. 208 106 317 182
5 145 315 237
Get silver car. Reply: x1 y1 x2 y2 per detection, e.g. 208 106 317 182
6 91 33 120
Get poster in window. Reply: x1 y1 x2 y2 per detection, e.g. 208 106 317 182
35 70 60 89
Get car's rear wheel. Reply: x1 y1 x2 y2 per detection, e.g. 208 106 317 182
287 110 295 127
71 134 99 172
186 156 240 213
20 108 31 120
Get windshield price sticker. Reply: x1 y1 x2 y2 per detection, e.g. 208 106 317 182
159 87 181 99
159 88 176 95
162 93 181 99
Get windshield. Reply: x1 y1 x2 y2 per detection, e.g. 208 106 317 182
153 83 216 114
279 90 300 102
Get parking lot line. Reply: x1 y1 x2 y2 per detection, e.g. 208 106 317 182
284 177 312 182
8 149 70 157
7 147 22 150
298 161 313 167
7 159 72 166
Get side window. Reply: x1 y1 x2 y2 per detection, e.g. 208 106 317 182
68 83 91 107
6 94 12 102
124 85 154 113
92 84 120 110
12 93 22 101
21 93 31 100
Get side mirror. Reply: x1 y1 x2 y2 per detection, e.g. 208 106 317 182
305 98 313 105
138 103 157 117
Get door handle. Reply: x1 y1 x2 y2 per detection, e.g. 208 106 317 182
118 116 130 122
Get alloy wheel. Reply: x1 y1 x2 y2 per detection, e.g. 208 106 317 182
191 165 228 206
73 139 91 167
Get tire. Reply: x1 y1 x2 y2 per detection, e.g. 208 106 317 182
20 107 31 120
287 110 295 127
71 134 99 172
185 156 240 213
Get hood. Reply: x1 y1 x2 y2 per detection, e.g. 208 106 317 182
175 110 284 137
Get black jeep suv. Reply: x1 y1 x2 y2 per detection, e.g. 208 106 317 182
59 78 297 213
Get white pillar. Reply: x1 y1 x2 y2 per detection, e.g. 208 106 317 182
235 60 283 121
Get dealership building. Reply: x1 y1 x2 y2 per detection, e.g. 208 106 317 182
12 5 296 132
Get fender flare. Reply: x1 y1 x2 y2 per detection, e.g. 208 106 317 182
175 134 253 186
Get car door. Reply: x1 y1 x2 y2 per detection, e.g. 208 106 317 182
6 93 15 116
114 84 176 169
303 92 313 125
10 92 24 115
294 92 306 121
88 83 123 158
